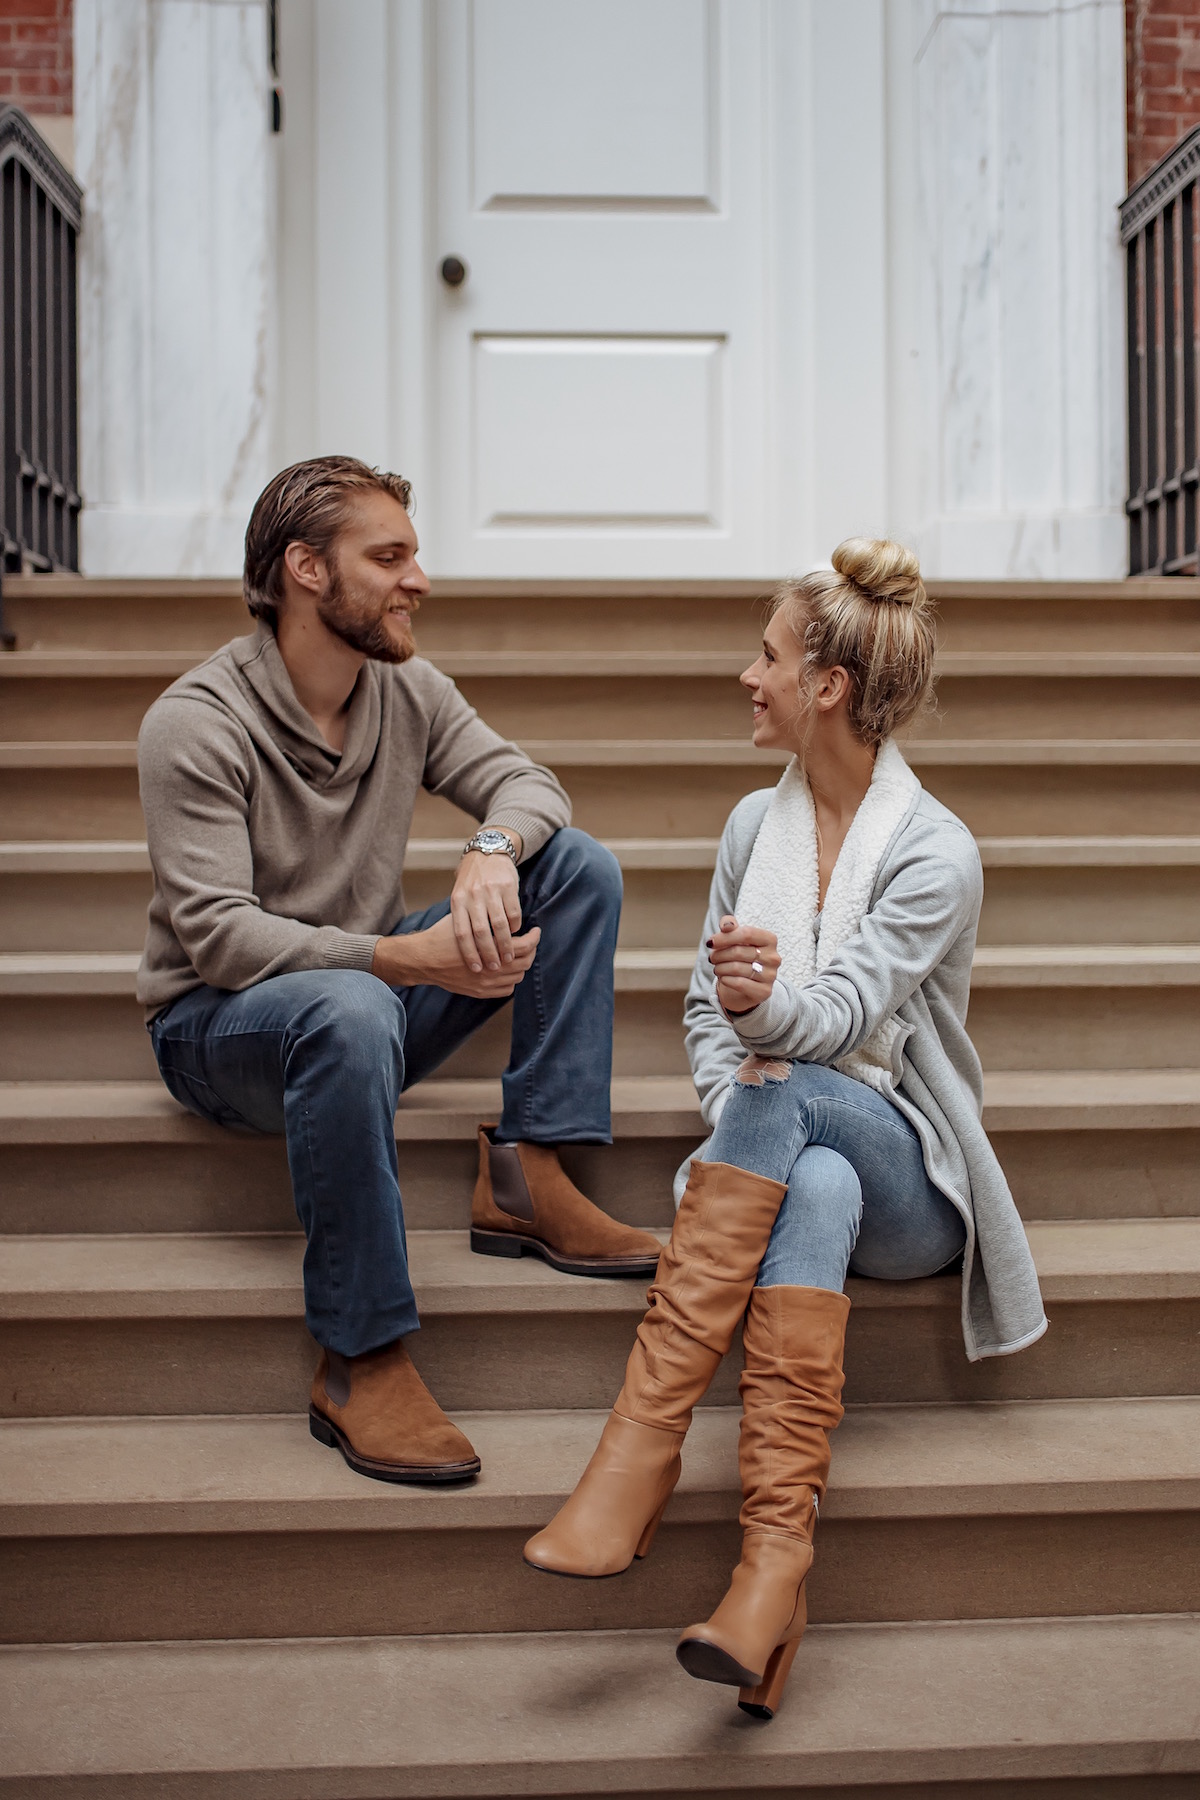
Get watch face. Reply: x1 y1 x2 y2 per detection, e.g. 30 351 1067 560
475 830 510 852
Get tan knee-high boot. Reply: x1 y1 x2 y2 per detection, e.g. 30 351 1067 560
523 1160 787 1578
676 1283 850 1719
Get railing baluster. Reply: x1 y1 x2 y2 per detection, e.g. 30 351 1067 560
0 104 83 627
1163 198 1178 569
1121 124 1200 574
1144 212 1151 568
1182 182 1197 571
1126 233 1143 573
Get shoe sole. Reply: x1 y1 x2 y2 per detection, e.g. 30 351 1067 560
308 1407 481 1484
470 1226 660 1278
675 1636 761 1689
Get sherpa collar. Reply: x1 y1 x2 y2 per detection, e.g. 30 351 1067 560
734 737 921 1088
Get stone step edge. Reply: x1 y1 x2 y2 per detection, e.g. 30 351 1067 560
4 834 1200 874
4 1218 1198 1318
5 944 1200 997
3 1397 1198 1539
8 571 1200 599
4 736 1200 768
2 1615 1197 1796
3 1071 1199 1144
5 648 1200 678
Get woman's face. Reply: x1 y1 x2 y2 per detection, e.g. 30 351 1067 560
740 609 812 752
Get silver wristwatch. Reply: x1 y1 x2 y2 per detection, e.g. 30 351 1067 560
462 827 518 863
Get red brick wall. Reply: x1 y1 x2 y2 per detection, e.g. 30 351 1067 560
1127 0 1200 182
0 0 73 116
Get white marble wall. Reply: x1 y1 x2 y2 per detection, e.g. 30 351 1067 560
886 0 1129 578
74 0 273 575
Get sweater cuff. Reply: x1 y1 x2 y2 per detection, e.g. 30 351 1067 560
318 928 380 973
484 808 559 862
727 981 796 1045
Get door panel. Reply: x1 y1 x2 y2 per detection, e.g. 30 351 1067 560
472 0 716 207
474 335 724 527
434 0 768 575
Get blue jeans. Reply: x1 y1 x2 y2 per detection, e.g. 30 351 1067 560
704 1058 966 1294
149 829 621 1356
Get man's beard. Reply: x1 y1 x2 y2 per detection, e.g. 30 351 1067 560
317 565 416 664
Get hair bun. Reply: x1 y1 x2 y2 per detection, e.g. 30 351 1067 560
831 537 925 608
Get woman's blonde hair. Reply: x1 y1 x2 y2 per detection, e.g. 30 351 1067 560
770 537 936 748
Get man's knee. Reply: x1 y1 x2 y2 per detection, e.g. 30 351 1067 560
539 828 622 908
289 970 405 1066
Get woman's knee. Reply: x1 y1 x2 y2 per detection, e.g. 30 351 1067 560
786 1145 863 1226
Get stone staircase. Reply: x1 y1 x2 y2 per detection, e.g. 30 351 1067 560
1 573 1198 1796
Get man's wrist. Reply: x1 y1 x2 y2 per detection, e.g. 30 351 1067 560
462 825 522 863
372 931 423 985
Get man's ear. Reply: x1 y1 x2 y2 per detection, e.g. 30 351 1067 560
282 540 323 596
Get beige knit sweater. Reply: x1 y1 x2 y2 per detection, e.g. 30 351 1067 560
136 624 571 1016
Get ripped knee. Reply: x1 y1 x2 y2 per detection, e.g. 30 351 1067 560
735 1055 791 1087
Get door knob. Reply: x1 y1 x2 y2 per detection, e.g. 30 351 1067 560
440 255 468 288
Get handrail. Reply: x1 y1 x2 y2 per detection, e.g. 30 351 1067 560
0 105 84 646
1121 126 1200 576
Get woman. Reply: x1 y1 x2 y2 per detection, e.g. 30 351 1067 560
523 538 1047 1719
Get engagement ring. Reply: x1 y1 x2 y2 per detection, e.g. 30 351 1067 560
751 960 764 975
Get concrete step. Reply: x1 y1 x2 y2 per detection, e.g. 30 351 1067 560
3 1620 1199 1799
7 569 1200 654
4 737 1197 839
4 1397 1198 1645
3 836 1199 953
3 1218 1198 1416
2 945 1196 1082
2 1072 1197 1237
4 649 1196 742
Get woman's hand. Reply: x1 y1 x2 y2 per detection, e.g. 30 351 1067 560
707 915 781 1016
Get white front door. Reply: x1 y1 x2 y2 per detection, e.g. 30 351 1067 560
277 0 893 582
429 0 773 577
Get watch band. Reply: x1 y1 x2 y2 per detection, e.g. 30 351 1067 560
462 828 519 863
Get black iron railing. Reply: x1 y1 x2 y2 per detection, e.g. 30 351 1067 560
1121 127 1200 575
0 105 83 642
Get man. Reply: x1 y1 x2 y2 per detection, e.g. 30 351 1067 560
138 456 660 1485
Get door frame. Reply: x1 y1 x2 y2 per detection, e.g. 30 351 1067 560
275 0 890 578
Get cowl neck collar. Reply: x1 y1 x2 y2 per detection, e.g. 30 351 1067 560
233 622 383 788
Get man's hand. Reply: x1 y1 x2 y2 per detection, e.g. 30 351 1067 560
708 915 781 1016
451 835 525 973
372 912 540 999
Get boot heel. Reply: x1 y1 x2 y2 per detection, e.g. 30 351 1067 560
308 1410 337 1449
470 1228 524 1259
738 1635 801 1720
634 1498 669 1559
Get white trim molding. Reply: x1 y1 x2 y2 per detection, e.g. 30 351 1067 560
74 0 275 576
886 0 1128 578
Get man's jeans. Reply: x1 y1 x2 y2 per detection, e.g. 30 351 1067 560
150 829 622 1356
704 1058 966 1294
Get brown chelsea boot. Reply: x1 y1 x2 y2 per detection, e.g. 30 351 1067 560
309 1339 481 1484
471 1124 662 1276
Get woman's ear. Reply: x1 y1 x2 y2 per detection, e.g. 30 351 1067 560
813 664 853 714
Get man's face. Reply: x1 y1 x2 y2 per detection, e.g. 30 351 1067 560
316 491 431 664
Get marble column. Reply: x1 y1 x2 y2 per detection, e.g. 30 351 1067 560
887 0 1129 578
74 0 273 575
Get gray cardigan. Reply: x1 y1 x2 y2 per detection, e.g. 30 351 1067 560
681 783 1048 1361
